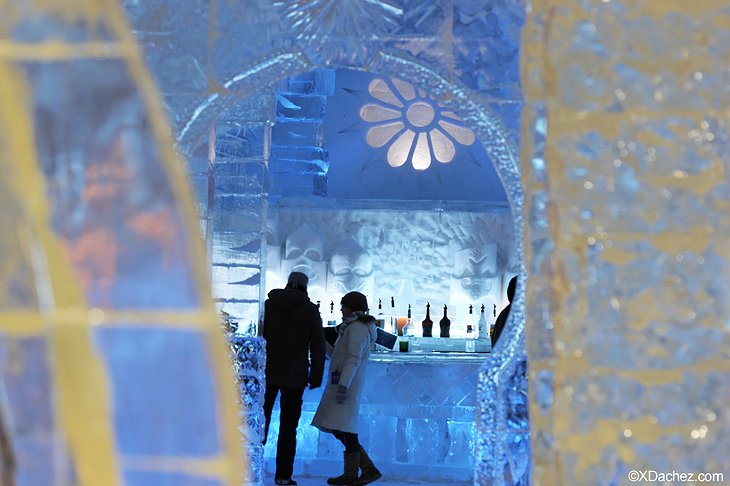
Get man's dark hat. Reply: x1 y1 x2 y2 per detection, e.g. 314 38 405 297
287 271 309 289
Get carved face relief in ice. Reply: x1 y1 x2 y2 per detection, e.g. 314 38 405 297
449 244 500 308
280 223 327 296
327 237 374 297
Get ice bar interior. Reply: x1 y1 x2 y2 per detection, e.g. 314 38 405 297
210 67 519 481
1 1 727 486
206 65 526 482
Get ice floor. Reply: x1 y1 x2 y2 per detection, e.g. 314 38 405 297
264 473 472 486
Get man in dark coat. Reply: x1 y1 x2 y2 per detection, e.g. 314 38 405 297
262 271 325 486
492 275 517 348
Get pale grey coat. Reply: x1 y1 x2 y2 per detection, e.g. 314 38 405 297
311 312 377 434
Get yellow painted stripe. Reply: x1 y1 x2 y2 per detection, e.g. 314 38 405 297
0 59 120 485
0 311 44 336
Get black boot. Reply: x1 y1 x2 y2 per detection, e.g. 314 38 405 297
353 446 382 486
327 452 360 485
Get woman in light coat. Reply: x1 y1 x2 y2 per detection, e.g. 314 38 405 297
312 291 381 486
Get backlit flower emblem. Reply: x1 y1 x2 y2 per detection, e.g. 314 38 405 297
360 78 476 170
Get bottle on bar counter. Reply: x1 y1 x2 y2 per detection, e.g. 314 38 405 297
478 304 488 340
466 304 475 338
376 299 386 329
402 305 414 336
421 302 433 337
328 300 337 327
490 304 497 339
439 305 451 338
390 296 397 335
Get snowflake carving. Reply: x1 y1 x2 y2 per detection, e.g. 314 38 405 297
274 0 402 40
360 77 476 170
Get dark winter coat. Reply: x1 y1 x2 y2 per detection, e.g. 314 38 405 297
263 288 325 390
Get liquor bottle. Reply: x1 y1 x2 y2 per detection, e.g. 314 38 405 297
316 300 321 310
466 304 475 338
376 299 386 329
439 305 451 338
478 304 488 340
402 305 414 336
328 300 337 327
490 304 497 339
390 296 397 334
421 302 433 337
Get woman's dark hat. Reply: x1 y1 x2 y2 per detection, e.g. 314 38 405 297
341 291 368 312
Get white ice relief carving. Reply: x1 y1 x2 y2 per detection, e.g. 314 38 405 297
279 222 327 304
265 208 514 329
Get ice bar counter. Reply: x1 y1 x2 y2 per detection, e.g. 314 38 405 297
262 306 493 482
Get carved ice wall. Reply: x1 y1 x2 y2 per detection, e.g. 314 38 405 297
265 208 517 326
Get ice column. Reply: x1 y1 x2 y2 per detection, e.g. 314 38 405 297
269 69 335 197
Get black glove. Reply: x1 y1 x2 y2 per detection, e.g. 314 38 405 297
335 385 348 403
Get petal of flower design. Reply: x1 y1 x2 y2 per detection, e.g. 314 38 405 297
386 130 415 168
366 122 404 148
360 103 401 122
368 79 404 108
391 77 416 101
429 128 456 163
412 132 431 170
440 110 461 120
438 119 476 146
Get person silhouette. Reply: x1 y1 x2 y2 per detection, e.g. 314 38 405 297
492 276 517 348
262 271 325 485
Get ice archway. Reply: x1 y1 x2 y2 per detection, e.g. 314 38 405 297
176 52 528 485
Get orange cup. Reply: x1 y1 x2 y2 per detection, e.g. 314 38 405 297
396 317 408 336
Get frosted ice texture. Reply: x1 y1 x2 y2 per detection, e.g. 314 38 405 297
522 2 730 484
228 334 267 485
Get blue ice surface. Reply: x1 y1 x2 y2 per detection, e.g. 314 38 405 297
94 327 221 456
